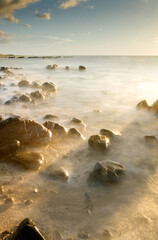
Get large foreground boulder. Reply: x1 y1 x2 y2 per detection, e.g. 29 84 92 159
0 117 52 147
0 140 20 156
11 218 46 240
89 160 125 184
88 135 110 150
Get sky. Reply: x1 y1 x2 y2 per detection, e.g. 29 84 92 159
0 0 158 55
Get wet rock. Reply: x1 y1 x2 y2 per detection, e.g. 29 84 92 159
67 128 85 139
46 64 58 70
42 82 57 93
100 129 120 142
144 136 158 146
43 121 55 131
11 152 44 170
30 91 44 100
137 100 149 110
5 96 18 105
0 140 20 156
18 80 30 87
0 116 52 147
149 99 158 114
44 121 67 138
71 117 87 127
79 66 86 71
19 94 31 103
31 81 41 88
89 160 125 184
65 66 70 70
44 165 68 182
11 218 46 240
4 197 14 205
88 135 110 150
43 114 58 120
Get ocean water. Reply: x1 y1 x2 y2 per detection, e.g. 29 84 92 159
0 56 158 239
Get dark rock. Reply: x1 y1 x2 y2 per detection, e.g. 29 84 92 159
19 94 31 103
67 128 85 139
5 96 18 105
46 64 58 70
100 129 120 142
79 66 86 71
42 82 57 93
0 116 52 147
71 117 87 127
144 136 158 146
44 165 68 182
31 81 41 88
43 121 67 138
43 114 58 120
11 152 44 170
4 197 14 205
0 140 20 156
30 91 44 100
89 160 125 184
65 66 70 70
148 100 158 114
88 135 110 150
18 80 30 87
136 100 149 110
12 218 46 240
43 121 55 131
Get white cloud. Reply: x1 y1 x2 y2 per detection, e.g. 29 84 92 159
0 0 40 23
35 10 51 20
0 31 14 43
24 24 32 28
59 0 88 9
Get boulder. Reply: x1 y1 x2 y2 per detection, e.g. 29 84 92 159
30 91 44 100
43 114 58 120
100 129 120 142
43 165 68 182
19 95 31 103
79 65 86 70
11 152 44 170
11 218 46 240
42 82 57 93
43 121 67 138
148 100 158 114
136 100 149 110
0 140 20 156
0 116 52 147
46 64 58 70
144 136 158 146
65 66 70 70
88 135 110 150
5 96 18 105
89 160 125 184
31 81 41 88
18 80 30 87
71 117 87 127
67 128 85 139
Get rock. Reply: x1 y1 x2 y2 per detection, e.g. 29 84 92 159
136 100 149 110
42 82 57 93
67 128 85 139
102 229 112 239
144 136 158 146
149 100 158 114
5 96 18 105
0 115 3 121
65 66 70 70
31 81 41 88
43 121 67 138
43 121 55 131
0 140 20 156
43 165 68 182
71 117 87 127
25 200 33 205
78 231 90 239
0 67 13 75
30 91 44 100
11 218 46 240
19 94 31 103
43 114 58 120
0 186 4 194
4 197 14 205
0 116 52 147
18 80 30 87
100 129 120 142
89 160 125 184
46 64 58 70
79 66 86 71
88 135 110 150
11 152 44 170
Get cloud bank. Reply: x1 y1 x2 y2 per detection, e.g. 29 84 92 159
0 0 40 23
0 31 14 43
35 10 51 20
59 0 88 9
24 24 32 28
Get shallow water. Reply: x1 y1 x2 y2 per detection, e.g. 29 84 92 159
0 56 158 239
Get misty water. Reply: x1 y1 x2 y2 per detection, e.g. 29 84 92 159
0 56 158 240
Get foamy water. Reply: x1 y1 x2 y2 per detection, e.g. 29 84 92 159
0 56 158 240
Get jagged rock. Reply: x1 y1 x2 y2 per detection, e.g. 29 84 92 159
0 140 20 156
11 218 46 240
43 114 58 120
88 135 110 150
0 116 52 147
67 128 85 139
136 100 149 110
30 91 44 100
71 117 87 127
79 66 86 70
42 82 57 93
89 160 125 184
18 80 30 87
19 95 31 103
44 165 68 182
11 152 44 170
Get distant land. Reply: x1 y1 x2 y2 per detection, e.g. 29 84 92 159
0 54 73 59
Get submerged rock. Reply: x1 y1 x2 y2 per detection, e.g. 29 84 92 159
100 129 120 142
65 66 70 70
136 100 149 110
88 135 110 150
79 65 86 71
0 140 20 156
44 165 68 182
0 116 52 147
144 136 158 146
31 81 41 88
11 218 46 240
19 94 31 103
42 82 57 93
71 117 87 127
43 121 67 138
18 80 30 87
30 91 44 100
89 160 125 184
43 114 58 120
46 64 58 70
67 128 85 139
11 152 44 170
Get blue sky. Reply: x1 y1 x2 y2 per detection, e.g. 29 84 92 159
0 0 158 55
